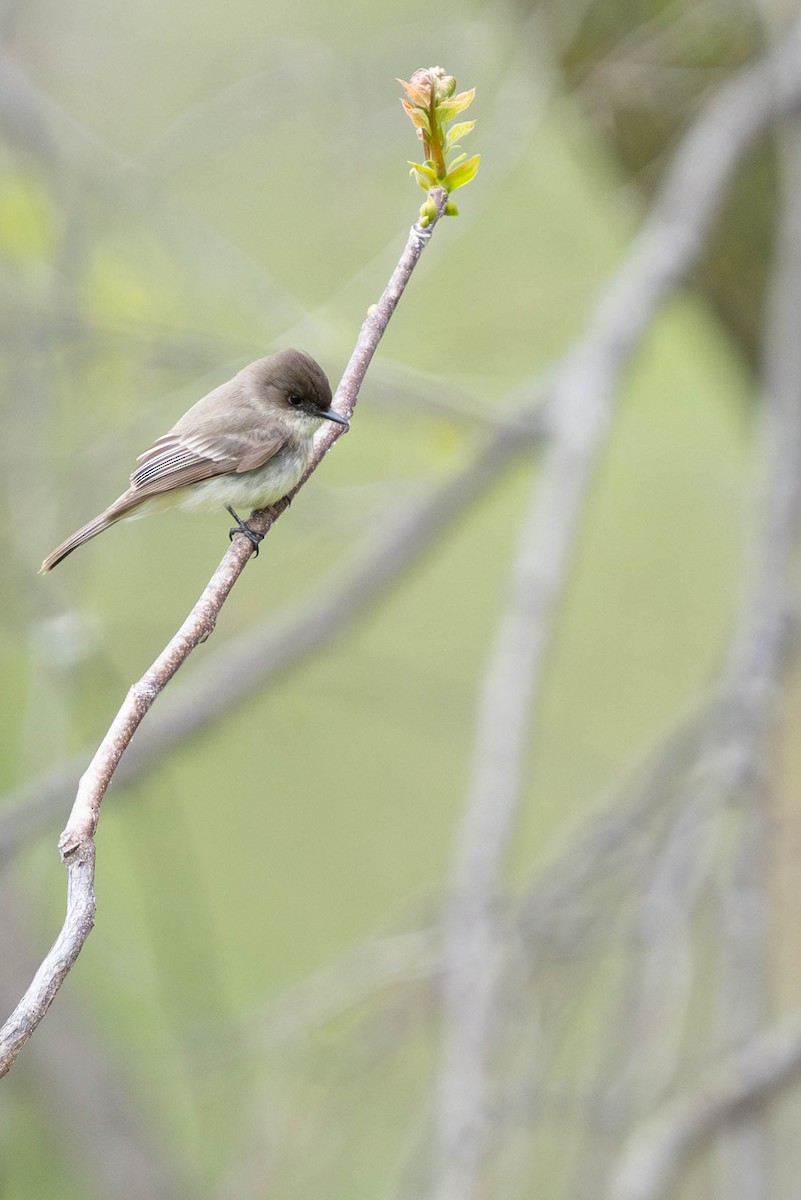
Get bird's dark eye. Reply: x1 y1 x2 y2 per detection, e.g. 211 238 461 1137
288 393 304 407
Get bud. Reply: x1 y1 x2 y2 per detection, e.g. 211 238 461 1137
399 68 480 217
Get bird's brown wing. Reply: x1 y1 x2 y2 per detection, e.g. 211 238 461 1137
130 425 287 500
39 424 288 573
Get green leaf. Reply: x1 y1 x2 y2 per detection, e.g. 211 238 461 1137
444 153 480 191
445 120 475 149
408 161 438 187
437 89 475 122
401 100 430 133
402 70 479 207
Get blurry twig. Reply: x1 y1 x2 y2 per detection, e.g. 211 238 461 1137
222 930 437 1056
224 699 714 1049
516 701 713 952
214 709 714 1200
430 20 801 1199
0 187 450 1078
603 30 801 1193
0 39 309 331
608 1010 801 1200
613 100 801 1198
713 111 801 1200
0 881 190 1198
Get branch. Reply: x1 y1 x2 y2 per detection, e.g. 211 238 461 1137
712 110 801 1200
241 930 437 1051
608 1011 801 1200
430 21 801 1200
609 97 801 1200
516 701 713 951
0 841 95 1078
0 188 448 1079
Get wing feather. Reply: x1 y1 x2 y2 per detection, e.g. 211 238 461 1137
129 424 287 499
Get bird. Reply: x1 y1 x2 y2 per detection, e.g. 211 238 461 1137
39 348 347 573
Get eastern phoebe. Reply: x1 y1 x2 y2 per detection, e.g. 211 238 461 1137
39 348 347 573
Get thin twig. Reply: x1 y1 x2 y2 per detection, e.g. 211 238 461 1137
216 930 438 1057
0 190 448 1079
516 701 713 954
430 22 801 1200
608 1010 801 1200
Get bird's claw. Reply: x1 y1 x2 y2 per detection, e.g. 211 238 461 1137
226 507 264 557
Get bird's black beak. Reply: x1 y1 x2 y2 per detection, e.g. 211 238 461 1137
318 405 350 429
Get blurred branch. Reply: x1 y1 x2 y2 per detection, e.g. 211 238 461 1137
517 700 712 952
192 702 715 1198
597 94 801 1200
430 20 801 1199
223 700 712 1049
0 881 190 1198
0 186 450 1078
618 89 801 1162
713 111 801 1200
222 930 437 1055
608 1009 801 1200
715 803 770 1200
0 39 309 332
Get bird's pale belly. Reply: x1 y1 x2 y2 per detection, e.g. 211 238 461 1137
176 444 309 513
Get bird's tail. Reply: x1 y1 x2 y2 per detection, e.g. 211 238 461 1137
39 490 139 573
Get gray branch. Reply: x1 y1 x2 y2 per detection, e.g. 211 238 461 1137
609 1011 801 1200
430 21 801 1200
712 112 801 1200
608 99 801 1200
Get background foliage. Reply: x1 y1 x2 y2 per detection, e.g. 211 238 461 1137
0 1 796 1198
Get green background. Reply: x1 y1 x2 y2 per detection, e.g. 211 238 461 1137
0 1 789 1197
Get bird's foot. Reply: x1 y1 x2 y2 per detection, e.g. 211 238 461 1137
226 506 264 557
